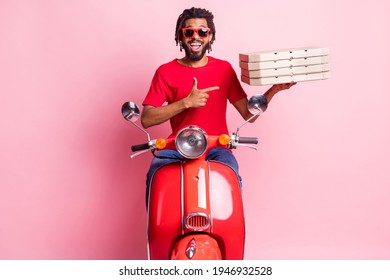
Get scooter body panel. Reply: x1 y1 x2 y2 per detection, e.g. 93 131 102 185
209 161 245 260
147 163 182 260
148 158 245 260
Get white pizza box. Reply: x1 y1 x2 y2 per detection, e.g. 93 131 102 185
241 71 330 86
239 47 329 62
241 63 330 78
239 55 329 70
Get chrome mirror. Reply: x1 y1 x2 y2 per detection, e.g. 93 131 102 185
121 101 150 142
248 94 268 114
121 101 140 122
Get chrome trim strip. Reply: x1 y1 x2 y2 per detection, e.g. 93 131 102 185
207 161 213 232
180 161 184 235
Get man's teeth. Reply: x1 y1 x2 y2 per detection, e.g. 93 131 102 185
190 41 202 46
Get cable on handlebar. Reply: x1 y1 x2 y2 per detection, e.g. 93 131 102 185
152 150 183 160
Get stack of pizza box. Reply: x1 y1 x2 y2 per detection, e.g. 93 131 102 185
239 47 330 86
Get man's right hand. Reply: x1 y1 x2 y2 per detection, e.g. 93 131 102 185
184 77 219 108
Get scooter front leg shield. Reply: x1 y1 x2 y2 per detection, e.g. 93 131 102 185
147 163 182 260
209 161 245 260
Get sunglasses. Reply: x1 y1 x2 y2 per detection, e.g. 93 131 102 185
181 28 210 38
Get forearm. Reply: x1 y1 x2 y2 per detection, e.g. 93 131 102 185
141 100 189 128
263 86 278 103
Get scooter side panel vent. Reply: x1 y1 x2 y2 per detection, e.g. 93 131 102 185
185 213 210 231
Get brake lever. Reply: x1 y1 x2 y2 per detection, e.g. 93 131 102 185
130 147 154 159
229 141 258 150
232 143 259 151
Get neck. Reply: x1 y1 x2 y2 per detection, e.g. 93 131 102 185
178 56 208 68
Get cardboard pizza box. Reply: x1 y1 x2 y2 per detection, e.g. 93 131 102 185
241 71 330 86
239 55 330 70
239 47 329 62
241 63 330 78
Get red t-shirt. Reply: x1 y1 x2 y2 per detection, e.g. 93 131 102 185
143 56 247 138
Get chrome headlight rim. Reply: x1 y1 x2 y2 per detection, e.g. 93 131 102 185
175 126 208 159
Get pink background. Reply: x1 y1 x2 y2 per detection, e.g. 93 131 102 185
1 0 389 259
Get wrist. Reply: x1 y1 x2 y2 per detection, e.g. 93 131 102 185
181 97 192 109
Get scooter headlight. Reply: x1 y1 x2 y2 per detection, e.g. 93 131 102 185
175 126 208 159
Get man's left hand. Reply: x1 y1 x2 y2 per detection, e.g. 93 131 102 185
271 82 297 92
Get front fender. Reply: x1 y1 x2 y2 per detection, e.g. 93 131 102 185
171 234 222 260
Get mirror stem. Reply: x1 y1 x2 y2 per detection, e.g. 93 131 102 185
131 121 151 142
235 108 262 136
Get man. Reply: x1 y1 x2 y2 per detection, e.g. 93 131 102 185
141 7 295 200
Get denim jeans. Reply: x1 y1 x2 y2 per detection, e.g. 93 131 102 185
145 148 241 205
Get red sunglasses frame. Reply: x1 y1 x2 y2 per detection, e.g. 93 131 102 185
181 28 211 38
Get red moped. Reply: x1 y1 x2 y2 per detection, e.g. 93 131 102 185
122 95 266 260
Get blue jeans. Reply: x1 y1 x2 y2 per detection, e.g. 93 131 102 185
145 148 241 205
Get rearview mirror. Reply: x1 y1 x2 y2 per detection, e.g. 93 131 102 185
248 94 268 114
121 102 140 122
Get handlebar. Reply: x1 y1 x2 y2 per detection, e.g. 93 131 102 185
237 137 258 144
129 134 259 157
131 143 150 152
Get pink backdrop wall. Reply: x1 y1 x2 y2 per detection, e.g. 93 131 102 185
1 0 389 259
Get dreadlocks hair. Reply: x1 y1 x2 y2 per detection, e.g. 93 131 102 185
175 7 216 52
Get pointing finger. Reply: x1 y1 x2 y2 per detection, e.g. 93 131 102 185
203 86 220 93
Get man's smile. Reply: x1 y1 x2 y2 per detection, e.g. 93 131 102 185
188 40 203 52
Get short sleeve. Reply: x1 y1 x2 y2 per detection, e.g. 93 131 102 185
142 70 169 107
227 65 247 104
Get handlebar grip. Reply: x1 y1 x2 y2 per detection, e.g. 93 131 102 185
238 137 258 144
131 143 150 152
